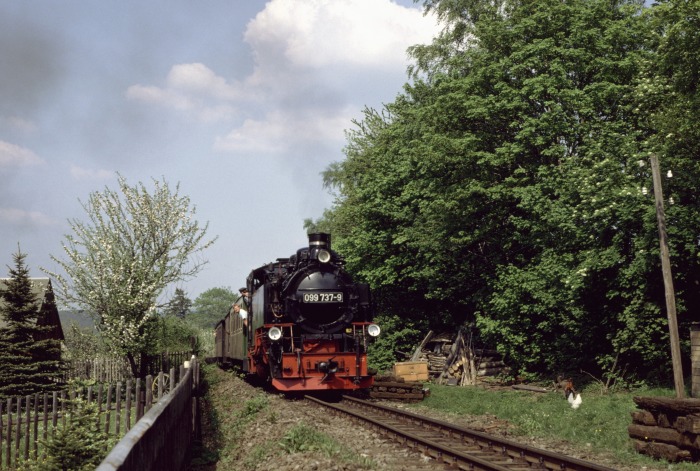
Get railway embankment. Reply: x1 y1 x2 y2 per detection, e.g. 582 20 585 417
187 365 679 471
186 365 438 470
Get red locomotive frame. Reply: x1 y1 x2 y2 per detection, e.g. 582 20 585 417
247 322 375 392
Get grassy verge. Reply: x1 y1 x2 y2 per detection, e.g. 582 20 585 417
243 422 375 470
414 383 696 470
189 364 376 470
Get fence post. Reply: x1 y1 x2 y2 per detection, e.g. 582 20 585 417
115 381 122 436
96 385 103 431
6 397 12 468
14 397 21 465
692 323 700 398
105 385 113 435
135 379 143 421
43 393 49 457
194 360 202 444
24 395 30 460
0 399 4 468
33 393 39 459
126 379 132 430
145 375 153 412
157 372 164 400
52 392 58 430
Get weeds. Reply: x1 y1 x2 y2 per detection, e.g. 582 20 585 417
279 423 375 469
240 394 269 420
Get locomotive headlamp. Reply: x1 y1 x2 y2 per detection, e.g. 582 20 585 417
367 324 381 337
317 249 331 263
268 327 282 341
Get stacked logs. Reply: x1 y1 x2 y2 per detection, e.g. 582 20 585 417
370 375 429 402
629 396 700 462
411 331 508 385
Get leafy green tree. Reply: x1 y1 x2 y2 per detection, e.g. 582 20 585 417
322 0 700 384
46 174 216 377
0 248 62 397
63 323 109 362
154 315 201 353
639 0 700 328
187 287 238 330
367 314 425 372
427 0 660 379
163 288 193 318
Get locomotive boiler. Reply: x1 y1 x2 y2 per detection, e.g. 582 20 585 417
215 233 380 392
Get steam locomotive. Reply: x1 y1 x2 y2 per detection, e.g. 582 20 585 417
215 233 380 392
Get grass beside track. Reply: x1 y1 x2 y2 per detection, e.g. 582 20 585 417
189 365 697 470
187 364 376 470
413 383 696 470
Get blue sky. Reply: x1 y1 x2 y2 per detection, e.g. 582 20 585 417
0 0 440 302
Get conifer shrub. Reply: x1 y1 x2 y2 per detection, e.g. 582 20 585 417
0 248 63 398
19 397 114 471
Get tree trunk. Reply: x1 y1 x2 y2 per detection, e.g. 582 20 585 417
126 352 139 378
139 352 149 378
125 352 150 378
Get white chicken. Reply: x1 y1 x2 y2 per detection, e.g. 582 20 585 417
564 379 582 409
567 390 582 409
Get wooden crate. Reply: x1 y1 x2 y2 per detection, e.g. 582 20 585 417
393 361 429 382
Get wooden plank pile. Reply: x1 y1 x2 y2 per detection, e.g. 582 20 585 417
369 374 428 402
629 396 700 462
410 330 508 385
393 361 429 382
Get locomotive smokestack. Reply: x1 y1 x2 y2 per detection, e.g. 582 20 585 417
308 232 331 250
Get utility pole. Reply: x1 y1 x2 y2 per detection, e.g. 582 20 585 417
650 153 685 398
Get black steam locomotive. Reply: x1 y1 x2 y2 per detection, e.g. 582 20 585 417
215 233 380 392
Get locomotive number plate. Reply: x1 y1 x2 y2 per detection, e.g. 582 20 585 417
302 292 343 303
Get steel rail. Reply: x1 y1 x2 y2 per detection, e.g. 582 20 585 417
306 395 619 471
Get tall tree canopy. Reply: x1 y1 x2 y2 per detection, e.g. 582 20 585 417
187 287 238 330
47 175 216 377
163 288 193 318
320 0 700 384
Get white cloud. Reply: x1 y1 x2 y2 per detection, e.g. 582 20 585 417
125 0 441 155
166 63 240 101
214 117 287 154
70 164 113 181
126 63 238 123
215 0 439 154
214 107 353 154
0 140 43 167
0 207 57 226
246 0 438 73
126 84 192 109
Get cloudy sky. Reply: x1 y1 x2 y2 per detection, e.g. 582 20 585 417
0 0 440 303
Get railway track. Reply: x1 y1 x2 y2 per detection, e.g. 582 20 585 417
306 395 618 471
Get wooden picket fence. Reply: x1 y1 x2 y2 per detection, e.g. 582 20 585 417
0 368 183 470
65 351 191 383
97 358 200 471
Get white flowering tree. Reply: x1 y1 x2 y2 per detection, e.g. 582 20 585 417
46 174 216 377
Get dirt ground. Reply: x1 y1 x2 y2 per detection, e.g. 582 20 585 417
186 367 672 471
